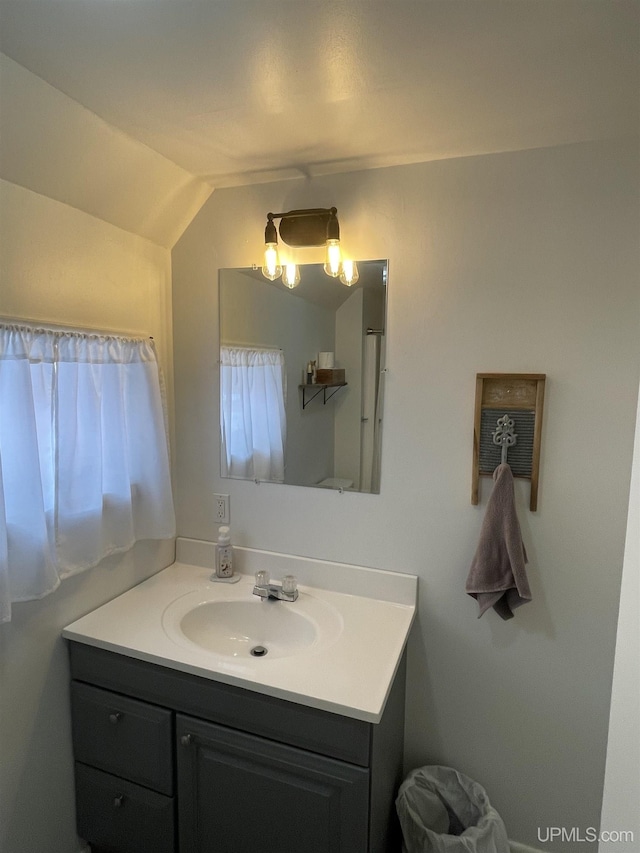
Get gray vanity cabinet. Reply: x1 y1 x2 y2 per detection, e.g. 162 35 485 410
68 642 406 853
177 714 369 852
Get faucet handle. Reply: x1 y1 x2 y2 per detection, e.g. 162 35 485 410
281 575 297 595
255 570 270 587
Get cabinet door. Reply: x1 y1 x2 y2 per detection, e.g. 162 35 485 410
177 714 369 853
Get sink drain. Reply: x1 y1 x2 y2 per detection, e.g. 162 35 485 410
250 645 268 657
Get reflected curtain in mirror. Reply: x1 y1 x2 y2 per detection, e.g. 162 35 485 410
220 346 286 482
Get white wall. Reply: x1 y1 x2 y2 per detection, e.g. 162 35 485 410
0 180 176 853
599 380 640 850
172 138 640 852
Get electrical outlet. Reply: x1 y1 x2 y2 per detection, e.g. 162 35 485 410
213 494 230 524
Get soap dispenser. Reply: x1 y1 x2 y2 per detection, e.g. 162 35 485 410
215 526 233 578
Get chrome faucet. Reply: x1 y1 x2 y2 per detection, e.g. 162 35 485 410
253 571 298 602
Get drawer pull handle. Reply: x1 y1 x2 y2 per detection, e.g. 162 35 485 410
113 795 125 808
109 712 122 724
181 733 192 747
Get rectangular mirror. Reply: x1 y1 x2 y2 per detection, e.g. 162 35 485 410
219 260 387 493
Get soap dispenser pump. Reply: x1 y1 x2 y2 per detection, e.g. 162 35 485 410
210 527 241 584
215 526 233 578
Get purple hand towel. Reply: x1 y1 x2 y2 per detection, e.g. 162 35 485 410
466 463 532 619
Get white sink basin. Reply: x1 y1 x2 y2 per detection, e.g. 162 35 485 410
63 549 417 721
162 588 343 660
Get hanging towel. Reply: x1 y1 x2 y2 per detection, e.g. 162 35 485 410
465 463 532 619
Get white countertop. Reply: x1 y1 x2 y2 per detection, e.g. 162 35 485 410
63 541 417 723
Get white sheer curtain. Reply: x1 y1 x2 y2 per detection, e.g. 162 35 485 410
0 325 175 623
220 346 286 482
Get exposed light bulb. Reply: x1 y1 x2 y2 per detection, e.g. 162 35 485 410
282 263 300 289
262 242 282 281
339 259 359 287
323 239 342 278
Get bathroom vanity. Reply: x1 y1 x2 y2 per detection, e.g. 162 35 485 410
64 540 417 853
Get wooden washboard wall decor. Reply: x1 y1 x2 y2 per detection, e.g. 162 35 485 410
472 373 546 511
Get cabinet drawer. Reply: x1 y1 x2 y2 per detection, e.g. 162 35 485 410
71 681 173 794
75 763 175 853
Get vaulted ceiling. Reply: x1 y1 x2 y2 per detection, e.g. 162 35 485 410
1 1 637 246
2 0 637 188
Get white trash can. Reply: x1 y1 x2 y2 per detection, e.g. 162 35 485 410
396 766 510 853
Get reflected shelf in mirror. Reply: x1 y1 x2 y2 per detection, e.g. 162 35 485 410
299 382 348 410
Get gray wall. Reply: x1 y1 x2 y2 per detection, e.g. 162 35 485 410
172 138 640 852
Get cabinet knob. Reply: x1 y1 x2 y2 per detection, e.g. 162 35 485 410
180 733 192 747
108 712 122 724
113 794 125 808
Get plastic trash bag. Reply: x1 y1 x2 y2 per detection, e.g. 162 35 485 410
396 766 510 853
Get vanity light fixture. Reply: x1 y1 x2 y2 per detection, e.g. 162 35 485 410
262 215 282 281
339 259 359 287
322 208 342 278
261 207 354 286
282 262 301 289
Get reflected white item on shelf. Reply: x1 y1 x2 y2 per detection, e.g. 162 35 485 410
318 352 334 368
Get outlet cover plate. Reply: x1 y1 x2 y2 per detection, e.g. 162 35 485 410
213 494 230 524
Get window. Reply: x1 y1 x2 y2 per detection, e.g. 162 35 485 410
220 346 286 482
0 324 175 623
